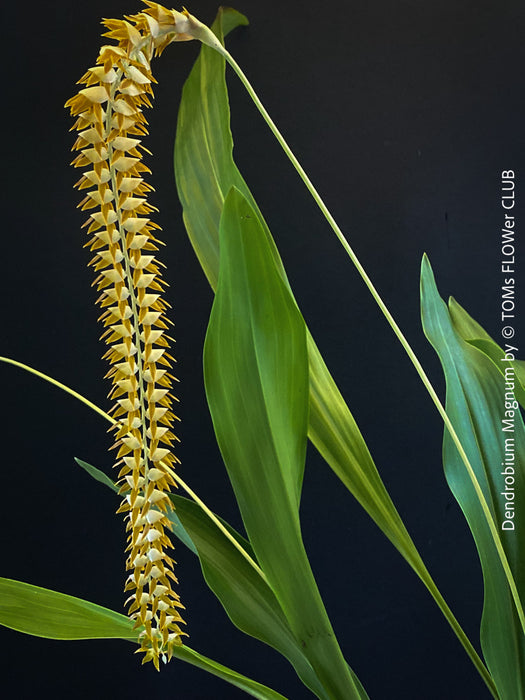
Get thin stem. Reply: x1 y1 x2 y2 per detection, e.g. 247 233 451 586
169 470 268 584
0 357 112 424
0 355 267 585
213 45 525 688
418 568 498 698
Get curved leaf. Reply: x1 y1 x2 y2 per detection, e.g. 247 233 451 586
421 255 525 700
170 494 332 700
0 577 287 699
171 495 369 699
175 6 249 290
0 577 135 641
448 298 525 408
170 646 289 700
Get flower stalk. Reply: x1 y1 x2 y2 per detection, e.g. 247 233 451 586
65 1 205 669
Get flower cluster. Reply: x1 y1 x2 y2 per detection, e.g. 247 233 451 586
65 1 195 669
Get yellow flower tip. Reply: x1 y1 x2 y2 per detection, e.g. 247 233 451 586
134 621 187 669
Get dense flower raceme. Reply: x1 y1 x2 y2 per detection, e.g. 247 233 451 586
65 2 199 669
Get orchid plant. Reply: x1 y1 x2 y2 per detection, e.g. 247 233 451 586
0 3 523 699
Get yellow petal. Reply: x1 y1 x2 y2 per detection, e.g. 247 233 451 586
148 489 168 503
117 397 140 413
88 66 118 83
87 189 115 206
113 156 141 172
115 360 137 377
81 146 109 164
111 99 137 116
123 217 149 233
140 311 162 326
146 510 165 525
83 167 111 185
116 378 138 393
79 85 109 103
122 435 141 450
109 323 133 338
144 348 165 363
119 177 143 192
112 136 141 151
124 65 152 84
130 255 155 270
78 128 104 145
147 426 169 441
150 448 170 462
100 268 124 284
129 234 150 249
147 548 163 562
148 388 169 403
138 293 160 308
121 197 147 211
135 272 157 288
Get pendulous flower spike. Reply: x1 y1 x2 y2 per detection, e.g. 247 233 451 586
65 1 203 669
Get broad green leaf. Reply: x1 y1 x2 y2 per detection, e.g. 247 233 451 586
421 255 525 700
203 186 364 700
0 577 136 641
448 298 525 408
0 578 287 699
173 9 491 687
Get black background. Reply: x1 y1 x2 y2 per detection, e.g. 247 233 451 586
2 1 524 698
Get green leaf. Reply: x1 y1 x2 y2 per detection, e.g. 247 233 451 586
75 457 119 493
173 8 493 688
175 6 249 291
170 494 333 700
171 494 369 699
0 577 287 699
421 255 525 700
203 186 364 700
170 646 289 700
447 298 525 408
0 577 136 641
